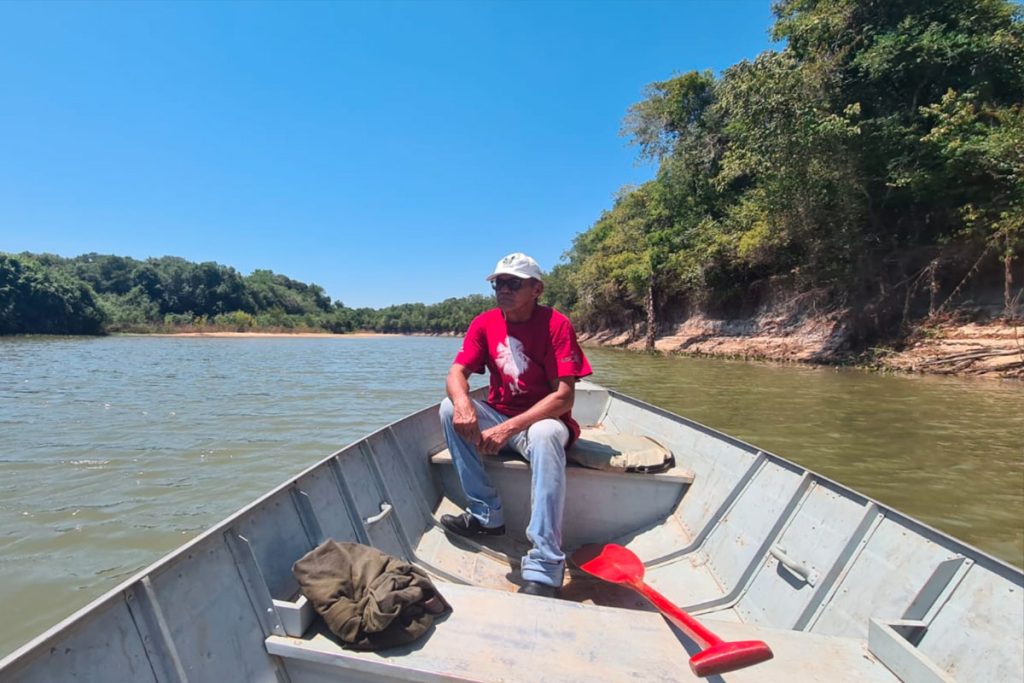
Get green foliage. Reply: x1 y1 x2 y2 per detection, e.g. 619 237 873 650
246 269 331 315
541 263 578 312
558 0 1024 332
770 0 1023 248
921 92 1023 246
364 296 493 334
213 310 257 331
99 286 162 331
0 253 106 334
622 70 717 162
2 252 498 335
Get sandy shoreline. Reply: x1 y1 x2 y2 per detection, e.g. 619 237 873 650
127 331 401 339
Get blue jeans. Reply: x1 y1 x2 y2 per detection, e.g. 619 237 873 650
439 397 569 587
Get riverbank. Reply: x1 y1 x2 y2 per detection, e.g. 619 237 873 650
865 320 1023 378
579 316 1023 380
139 331 394 338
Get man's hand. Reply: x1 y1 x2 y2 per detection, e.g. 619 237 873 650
478 423 517 455
452 398 481 445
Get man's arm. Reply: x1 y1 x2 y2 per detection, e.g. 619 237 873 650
476 377 576 455
447 363 482 445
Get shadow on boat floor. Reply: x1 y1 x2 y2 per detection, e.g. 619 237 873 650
420 496 660 613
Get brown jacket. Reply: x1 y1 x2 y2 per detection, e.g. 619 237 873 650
293 540 449 651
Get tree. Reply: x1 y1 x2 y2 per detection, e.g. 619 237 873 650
558 0 1023 338
0 254 106 335
922 92 1024 316
622 70 717 163
562 184 684 346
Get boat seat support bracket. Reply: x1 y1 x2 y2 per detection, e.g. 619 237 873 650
224 530 287 638
125 576 190 683
868 618 956 683
290 487 326 548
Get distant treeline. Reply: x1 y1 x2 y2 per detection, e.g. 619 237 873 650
0 252 492 335
544 0 1022 346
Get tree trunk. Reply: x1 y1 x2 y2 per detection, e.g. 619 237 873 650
1006 232 1016 318
928 258 940 317
644 274 656 351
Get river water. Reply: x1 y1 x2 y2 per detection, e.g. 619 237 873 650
1 335 1021 658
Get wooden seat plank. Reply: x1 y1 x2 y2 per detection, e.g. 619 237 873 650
267 583 899 683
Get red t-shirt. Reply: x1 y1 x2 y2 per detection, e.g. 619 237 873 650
453 306 593 443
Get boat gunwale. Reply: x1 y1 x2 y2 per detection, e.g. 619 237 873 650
606 387 1024 577
0 393 469 670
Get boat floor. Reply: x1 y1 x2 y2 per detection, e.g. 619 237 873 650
416 497 731 618
267 582 898 683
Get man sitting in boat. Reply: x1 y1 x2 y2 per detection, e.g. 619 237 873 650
439 252 592 598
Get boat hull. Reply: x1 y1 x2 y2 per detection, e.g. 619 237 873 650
1 382 1020 682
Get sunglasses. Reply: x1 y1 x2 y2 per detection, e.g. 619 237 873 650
491 277 527 292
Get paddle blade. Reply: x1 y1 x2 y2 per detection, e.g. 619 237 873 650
688 640 774 677
571 543 645 585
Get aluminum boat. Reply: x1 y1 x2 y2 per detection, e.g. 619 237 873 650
2 382 1021 682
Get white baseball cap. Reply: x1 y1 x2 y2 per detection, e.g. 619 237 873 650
486 252 544 282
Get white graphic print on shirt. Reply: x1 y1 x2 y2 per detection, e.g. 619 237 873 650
495 335 529 395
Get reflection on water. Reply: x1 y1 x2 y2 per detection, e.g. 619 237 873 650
0 336 1021 658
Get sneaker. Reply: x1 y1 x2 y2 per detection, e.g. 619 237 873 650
440 512 505 538
517 581 559 598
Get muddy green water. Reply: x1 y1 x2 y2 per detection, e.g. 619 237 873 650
0 336 1021 659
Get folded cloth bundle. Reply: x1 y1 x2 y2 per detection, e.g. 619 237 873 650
293 540 450 651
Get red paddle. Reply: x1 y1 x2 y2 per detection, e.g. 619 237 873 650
572 543 773 677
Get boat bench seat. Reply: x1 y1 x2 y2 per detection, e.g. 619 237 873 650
265 582 900 683
430 448 694 482
430 427 693 484
430 430 694 548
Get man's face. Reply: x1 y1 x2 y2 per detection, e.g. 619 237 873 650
492 276 541 312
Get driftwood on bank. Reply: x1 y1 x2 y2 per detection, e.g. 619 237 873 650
915 348 1021 367
900 328 1023 377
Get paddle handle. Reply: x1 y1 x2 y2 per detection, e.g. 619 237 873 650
572 543 773 677
632 580 722 650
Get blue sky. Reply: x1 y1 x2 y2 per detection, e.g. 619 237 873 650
1 1 776 308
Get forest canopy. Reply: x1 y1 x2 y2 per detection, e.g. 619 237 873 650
0 252 492 335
